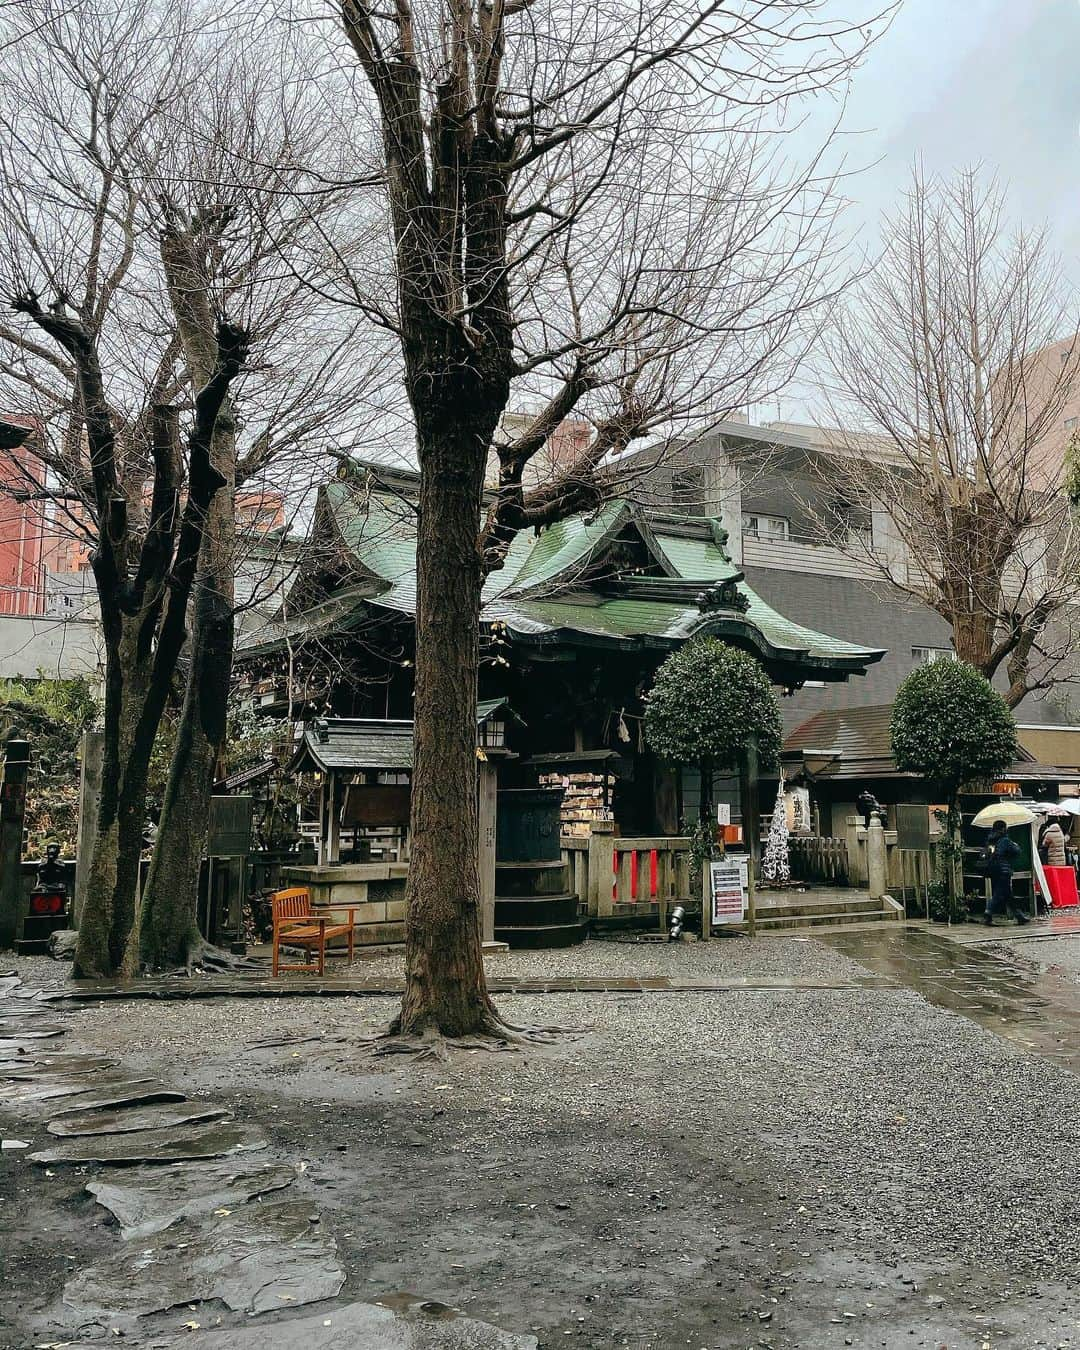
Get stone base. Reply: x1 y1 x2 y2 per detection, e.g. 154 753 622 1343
282 863 407 948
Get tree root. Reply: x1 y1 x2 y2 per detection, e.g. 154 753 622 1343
359 1011 581 1063
178 937 260 977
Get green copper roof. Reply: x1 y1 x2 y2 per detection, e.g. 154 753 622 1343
650 531 739 584
239 480 884 680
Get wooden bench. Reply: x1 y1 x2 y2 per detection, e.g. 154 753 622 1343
271 887 357 976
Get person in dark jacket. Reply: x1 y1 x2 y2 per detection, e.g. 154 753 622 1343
984 821 1027 925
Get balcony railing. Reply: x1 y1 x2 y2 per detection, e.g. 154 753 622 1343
740 529 881 579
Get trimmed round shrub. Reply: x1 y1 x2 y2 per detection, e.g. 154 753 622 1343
644 638 782 771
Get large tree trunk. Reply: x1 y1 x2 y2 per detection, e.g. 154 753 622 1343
138 449 236 970
75 607 154 977
392 430 498 1038
139 226 240 972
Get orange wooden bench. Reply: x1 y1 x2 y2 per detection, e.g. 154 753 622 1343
271 887 357 976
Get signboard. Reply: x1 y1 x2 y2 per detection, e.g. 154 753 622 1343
716 803 731 826
207 795 254 857
343 783 411 828
895 802 931 852
709 858 748 925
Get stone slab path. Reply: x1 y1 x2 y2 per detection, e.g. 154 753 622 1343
0 970 537 1349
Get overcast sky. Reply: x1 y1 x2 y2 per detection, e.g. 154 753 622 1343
839 0 1080 253
768 0 1080 422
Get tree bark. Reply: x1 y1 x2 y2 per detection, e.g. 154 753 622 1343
138 429 236 970
137 221 241 971
392 428 499 1038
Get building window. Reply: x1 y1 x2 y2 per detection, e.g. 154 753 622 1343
742 513 790 541
912 646 956 664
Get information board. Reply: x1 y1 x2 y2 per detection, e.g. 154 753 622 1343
716 803 731 826
709 858 748 925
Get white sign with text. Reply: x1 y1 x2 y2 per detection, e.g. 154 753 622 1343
709 858 747 925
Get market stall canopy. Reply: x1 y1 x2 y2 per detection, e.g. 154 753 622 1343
239 463 884 689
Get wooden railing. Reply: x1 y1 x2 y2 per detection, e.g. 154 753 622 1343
788 835 849 885
562 823 692 918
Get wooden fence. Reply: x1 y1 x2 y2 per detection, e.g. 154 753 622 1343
788 835 849 885
562 825 692 918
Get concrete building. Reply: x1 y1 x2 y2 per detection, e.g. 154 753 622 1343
619 418 1078 756
1008 335 1080 487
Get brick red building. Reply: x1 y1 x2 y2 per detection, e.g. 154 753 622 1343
0 415 46 615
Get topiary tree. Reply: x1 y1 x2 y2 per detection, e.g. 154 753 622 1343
645 639 782 873
891 660 1017 898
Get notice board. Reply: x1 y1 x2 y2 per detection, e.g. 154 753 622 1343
709 858 747 925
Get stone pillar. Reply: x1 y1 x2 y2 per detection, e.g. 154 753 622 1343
478 760 498 944
867 810 887 901
707 439 744 566
73 728 103 925
0 734 30 950
844 815 865 885
587 820 616 918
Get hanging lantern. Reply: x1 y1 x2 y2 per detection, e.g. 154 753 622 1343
480 716 507 750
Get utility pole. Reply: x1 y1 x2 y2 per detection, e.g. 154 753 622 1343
0 733 30 949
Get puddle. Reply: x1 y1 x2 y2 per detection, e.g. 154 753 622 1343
820 926 1080 1074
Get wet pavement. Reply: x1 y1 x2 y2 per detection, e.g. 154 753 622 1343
42 971 894 1001
820 921 1080 1076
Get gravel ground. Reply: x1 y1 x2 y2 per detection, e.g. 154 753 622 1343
7 936 1080 1347
335 931 876 984
986 933 1080 982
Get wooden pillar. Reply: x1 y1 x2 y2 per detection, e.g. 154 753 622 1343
327 772 341 864
316 777 327 866
73 728 102 925
740 735 759 939
478 760 498 944
0 735 30 950
587 820 616 917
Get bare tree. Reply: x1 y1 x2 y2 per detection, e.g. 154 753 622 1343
1 308 248 977
0 0 389 970
294 0 894 1047
816 168 1080 709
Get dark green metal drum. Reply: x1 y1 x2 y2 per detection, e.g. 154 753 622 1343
495 788 564 863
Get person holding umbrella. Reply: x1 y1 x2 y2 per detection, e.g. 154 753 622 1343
982 819 1027 926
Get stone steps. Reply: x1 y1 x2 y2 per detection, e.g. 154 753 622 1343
754 895 883 921
752 907 899 931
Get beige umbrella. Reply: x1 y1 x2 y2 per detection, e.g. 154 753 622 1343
971 801 1037 828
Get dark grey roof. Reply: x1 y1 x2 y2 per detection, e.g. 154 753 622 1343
289 703 520 774
784 705 1080 784
289 719 415 774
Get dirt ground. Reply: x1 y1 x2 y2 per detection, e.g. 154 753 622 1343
5 934 1080 1349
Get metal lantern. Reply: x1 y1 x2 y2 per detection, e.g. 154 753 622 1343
480 717 507 750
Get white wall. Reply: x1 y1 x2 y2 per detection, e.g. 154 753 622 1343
0 614 103 682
